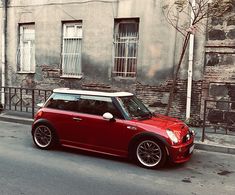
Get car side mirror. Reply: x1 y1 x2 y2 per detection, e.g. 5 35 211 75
103 112 115 122
37 102 44 108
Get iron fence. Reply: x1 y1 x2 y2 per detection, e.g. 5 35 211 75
202 99 235 141
0 87 52 118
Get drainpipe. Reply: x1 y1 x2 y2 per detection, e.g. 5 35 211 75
186 0 195 120
1 0 7 106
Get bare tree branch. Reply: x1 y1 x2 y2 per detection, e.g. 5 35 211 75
162 0 233 116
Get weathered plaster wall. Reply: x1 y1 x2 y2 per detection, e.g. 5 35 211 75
117 0 179 84
5 0 116 89
0 0 205 118
0 6 2 88
0 2 7 102
3 0 188 89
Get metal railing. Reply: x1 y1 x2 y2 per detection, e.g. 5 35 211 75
0 87 52 118
202 99 235 141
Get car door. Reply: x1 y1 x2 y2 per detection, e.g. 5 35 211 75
94 117 129 154
71 95 129 155
43 93 85 145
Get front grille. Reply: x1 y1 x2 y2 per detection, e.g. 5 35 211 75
182 130 193 143
183 143 194 157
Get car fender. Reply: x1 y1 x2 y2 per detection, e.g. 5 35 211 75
128 132 170 158
32 118 56 135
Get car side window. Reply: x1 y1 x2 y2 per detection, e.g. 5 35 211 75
77 95 124 119
77 98 96 115
105 101 124 119
45 93 80 112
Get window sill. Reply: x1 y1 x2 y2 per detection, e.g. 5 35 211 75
60 74 83 79
112 76 136 81
17 71 35 74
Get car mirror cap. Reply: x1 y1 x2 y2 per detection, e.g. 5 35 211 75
103 112 115 121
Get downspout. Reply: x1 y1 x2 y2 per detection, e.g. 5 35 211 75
1 0 7 106
186 0 195 120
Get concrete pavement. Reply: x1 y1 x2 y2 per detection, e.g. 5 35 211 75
0 111 33 125
1 120 235 195
193 127 235 155
0 110 235 155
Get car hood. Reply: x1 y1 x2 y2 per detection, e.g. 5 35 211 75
136 114 189 138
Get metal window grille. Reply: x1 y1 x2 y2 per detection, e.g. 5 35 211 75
17 24 35 73
62 23 82 77
113 22 139 78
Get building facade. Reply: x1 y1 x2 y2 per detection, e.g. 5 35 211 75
0 0 235 120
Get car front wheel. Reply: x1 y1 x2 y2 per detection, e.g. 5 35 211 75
33 124 55 149
134 138 166 169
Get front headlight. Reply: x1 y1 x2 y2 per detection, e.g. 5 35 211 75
166 129 179 144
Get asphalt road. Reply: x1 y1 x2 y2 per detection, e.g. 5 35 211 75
0 121 235 195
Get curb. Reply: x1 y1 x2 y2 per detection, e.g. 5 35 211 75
195 141 235 155
0 115 33 125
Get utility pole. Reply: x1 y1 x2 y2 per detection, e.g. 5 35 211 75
1 0 7 106
186 0 196 120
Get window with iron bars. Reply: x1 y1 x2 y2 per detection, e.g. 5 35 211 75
113 19 139 78
62 22 82 78
17 24 35 73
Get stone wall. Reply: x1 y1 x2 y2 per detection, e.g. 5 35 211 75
201 0 235 117
136 80 202 120
205 0 235 80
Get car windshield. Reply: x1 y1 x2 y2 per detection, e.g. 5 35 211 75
117 95 152 120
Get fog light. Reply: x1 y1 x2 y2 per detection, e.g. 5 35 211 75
186 134 190 141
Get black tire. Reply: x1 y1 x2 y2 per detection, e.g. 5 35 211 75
32 124 56 150
132 137 167 169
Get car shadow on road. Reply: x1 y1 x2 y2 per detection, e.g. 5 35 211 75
45 144 188 171
57 145 130 163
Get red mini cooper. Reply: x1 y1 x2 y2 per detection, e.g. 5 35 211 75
32 88 195 169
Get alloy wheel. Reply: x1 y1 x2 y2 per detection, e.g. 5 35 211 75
136 140 162 167
34 125 52 148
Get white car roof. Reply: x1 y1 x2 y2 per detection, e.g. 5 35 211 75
53 88 133 97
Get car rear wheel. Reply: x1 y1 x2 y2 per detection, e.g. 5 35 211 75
134 138 166 169
33 124 55 149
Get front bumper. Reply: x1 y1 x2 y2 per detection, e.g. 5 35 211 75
167 137 195 163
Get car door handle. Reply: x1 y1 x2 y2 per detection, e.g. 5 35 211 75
73 117 82 122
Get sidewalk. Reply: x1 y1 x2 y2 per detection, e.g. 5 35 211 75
193 127 235 155
0 110 33 125
0 110 235 155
